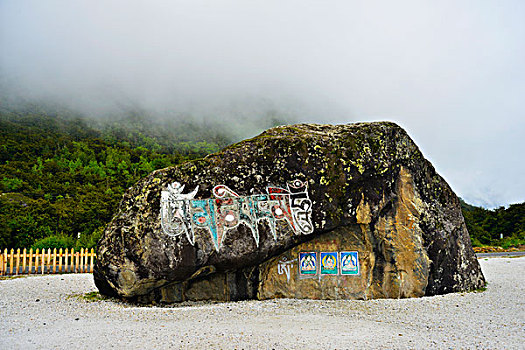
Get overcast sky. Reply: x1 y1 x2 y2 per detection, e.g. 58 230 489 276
1 1 524 208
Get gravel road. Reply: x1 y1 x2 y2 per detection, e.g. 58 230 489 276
1 257 524 349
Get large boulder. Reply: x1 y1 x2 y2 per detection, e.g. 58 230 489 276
94 122 485 302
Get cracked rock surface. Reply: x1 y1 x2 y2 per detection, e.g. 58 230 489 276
94 122 485 302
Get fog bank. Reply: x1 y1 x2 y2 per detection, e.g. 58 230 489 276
1 1 524 208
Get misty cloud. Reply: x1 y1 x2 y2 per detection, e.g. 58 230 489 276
1 1 524 207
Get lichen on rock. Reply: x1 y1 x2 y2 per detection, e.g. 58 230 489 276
94 122 485 302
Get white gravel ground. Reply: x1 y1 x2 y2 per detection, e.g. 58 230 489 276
1 257 524 349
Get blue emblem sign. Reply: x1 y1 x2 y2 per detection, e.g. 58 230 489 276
340 251 359 275
299 252 317 275
320 252 338 275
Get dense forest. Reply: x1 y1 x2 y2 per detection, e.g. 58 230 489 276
0 103 238 250
461 200 525 248
0 105 523 250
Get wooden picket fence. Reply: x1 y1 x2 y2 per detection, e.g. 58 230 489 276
0 248 96 276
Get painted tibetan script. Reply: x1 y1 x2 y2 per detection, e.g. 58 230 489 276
160 179 313 251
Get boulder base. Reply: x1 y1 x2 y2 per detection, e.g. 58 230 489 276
94 122 485 302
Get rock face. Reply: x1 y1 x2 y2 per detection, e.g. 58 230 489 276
94 122 485 302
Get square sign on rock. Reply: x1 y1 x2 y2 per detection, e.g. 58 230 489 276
320 252 338 275
340 251 359 275
299 252 317 275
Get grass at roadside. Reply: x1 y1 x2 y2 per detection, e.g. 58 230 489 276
0 275 27 281
67 291 119 303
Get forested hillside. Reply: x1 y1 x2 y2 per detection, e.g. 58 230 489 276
461 200 525 248
0 106 235 249
0 106 523 250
